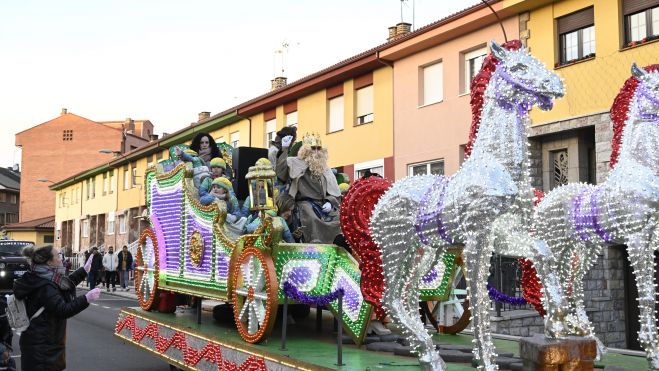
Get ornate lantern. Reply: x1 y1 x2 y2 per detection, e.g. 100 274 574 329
245 159 276 213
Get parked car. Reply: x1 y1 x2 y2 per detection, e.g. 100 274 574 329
0 240 33 293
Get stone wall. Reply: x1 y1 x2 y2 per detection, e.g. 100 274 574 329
490 310 544 338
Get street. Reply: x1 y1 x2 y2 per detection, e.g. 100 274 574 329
11 289 169 371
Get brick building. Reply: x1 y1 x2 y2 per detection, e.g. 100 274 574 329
0 166 20 227
15 108 154 222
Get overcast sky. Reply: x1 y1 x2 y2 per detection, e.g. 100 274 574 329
0 0 481 168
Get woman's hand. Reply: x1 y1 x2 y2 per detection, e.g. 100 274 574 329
85 288 102 302
84 255 94 273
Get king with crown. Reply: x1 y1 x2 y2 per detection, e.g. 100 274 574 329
275 132 342 243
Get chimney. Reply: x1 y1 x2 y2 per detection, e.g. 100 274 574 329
387 26 398 41
271 76 287 91
396 22 412 37
149 134 159 141
61 108 68 115
124 118 135 131
12 164 19 172
198 112 211 122
387 22 412 41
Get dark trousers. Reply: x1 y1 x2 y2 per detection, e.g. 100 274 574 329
105 271 117 288
88 271 98 290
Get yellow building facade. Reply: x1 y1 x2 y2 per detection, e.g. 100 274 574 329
499 0 659 190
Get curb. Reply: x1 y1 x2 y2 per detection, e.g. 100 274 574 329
78 285 223 312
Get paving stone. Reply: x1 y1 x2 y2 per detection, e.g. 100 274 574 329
495 357 522 369
437 344 473 353
393 346 415 357
366 341 405 353
362 335 381 344
379 334 402 343
509 362 523 371
437 349 474 363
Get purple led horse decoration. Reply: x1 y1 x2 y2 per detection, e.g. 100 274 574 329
370 40 564 371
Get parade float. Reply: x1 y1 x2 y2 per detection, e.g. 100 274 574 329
114 142 472 370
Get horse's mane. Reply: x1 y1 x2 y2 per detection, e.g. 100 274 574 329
464 40 523 159
609 64 659 169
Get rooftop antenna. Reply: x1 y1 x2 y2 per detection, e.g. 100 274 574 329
273 40 290 77
481 0 508 42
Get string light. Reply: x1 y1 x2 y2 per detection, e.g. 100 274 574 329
371 40 564 371
533 64 659 368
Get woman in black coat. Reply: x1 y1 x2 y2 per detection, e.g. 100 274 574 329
13 245 101 371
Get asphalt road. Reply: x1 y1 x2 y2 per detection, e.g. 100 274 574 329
11 289 170 371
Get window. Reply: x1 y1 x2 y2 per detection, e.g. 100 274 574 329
463 47 487 93
216 137 225 144
354 159 384 180
0 193 5 202
90 177 96 198
123 167 130 190
119 214 127 234
557 7 595 65
59 192 66 207
156 151 163 160
0 214 5 225
230 132 240 148
421 61 443 106
62 129 73 141
146 155 153 167
43 235 54 243
132 165 138 187
408 160 445 176
102 172 108 195
624 1 659 46
286 111 298 127
107 212 115 235
328 95 344 133
9 194 17 204
551 149 569 189
7 214 17 223
109 171 115 194
355 85 374 125
85 179 90 200
82 219 89 237
265 119 276 147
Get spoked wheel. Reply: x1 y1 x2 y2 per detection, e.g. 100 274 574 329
232 247 278 343
427 255 471 334
136 228 160 311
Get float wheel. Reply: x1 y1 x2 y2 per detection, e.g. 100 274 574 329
232 247 278 343
135 228 160 311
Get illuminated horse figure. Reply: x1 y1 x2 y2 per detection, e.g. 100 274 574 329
534 64 659 369
370 40 564 370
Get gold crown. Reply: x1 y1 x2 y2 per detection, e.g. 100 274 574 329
302 133 322 148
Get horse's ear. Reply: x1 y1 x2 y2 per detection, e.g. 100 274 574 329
490 40 507 60
631 63 647 78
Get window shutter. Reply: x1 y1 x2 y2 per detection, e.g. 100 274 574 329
356 85 373 117
557 7 594 34
264 109 276 121
354 73 373 89
623 0 659 15
327 84 344 99
284 101 297 114
328 96 344 132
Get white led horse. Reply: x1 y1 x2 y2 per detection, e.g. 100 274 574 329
370 40 564 370
534 64 659 369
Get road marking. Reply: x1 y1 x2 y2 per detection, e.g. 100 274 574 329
102 306 111 309
90 303 99 306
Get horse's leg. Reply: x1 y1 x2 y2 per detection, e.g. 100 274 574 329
571 244 606 358
464 232 497 370
532 239 568 338
626 230 659 370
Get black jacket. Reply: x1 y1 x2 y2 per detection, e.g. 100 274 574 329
90 252 102 273
117 251 133 271
13 267 89 371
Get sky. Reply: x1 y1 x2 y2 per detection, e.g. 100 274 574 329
0 0 481 169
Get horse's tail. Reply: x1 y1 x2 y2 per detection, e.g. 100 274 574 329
340 177 391 318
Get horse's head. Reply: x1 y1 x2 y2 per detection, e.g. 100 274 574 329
631 63 659 119
490 40 564 112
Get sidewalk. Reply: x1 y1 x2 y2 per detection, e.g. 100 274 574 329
77 283 223 312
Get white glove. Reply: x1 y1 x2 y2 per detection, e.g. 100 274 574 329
322 202 332 213
84 255 93 273
85 288 101 302
281 135 294 148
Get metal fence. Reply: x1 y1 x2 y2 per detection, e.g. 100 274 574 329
488 255 534 315
66 240 139 271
